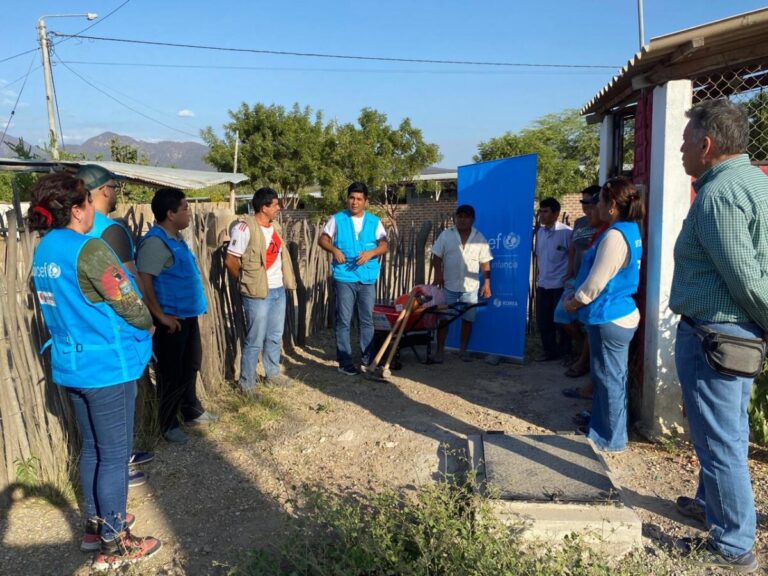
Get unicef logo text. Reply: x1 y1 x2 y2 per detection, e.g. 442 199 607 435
32 261 62 278
488 232 521 252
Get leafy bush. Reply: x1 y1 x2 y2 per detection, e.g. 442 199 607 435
233 480 679 576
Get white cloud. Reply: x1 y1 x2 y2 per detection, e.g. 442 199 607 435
177 109 195 118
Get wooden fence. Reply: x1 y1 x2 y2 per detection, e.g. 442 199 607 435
0 205 452 492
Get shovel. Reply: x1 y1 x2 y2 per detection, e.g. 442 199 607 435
367 289 421 381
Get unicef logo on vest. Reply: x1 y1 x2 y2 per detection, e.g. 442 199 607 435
46 263 62 279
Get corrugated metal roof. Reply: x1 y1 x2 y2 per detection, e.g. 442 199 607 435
581 7 768 116
0 158 248 190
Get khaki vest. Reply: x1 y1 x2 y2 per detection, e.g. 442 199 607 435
238 216 296 298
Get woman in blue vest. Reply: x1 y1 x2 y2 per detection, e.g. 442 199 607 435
28 173 161 569
564 177 644 452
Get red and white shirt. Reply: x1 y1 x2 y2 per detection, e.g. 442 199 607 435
228 222 284 289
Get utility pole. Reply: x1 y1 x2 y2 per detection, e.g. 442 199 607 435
229 130 240 213
36 13 98 161
36 18 59 160
637 0 645 50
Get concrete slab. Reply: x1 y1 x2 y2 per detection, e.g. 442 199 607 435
467 433 642 557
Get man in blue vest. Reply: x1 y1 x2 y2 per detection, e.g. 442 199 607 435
76 164 153 485
319 181 388 375
137 188 217 444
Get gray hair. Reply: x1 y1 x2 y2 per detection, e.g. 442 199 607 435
685 98 749 155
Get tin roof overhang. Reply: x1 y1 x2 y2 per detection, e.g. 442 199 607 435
0 158 248 190
581 7 768 118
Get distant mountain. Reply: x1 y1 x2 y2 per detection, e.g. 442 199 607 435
1 132 212 171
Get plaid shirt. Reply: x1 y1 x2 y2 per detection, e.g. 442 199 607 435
670 155 768 331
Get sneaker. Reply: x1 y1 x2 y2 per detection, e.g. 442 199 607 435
337 365 359 376
679 538 758 573
163 427 189 444
358 364 371 374
264 374 296 388
91 530 162 571
675 495 706 524
186 411 219 425
128 470 147 488
129 451 154 467
81 514 135 552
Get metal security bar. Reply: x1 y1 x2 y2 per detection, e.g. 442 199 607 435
693 64 768 163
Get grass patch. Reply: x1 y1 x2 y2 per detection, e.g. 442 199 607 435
232 478 687 576
215 385 288 444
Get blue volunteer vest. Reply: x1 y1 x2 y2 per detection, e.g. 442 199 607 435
142 225 207 317
577 221 642 325
32 229 152 388
332 211 381 284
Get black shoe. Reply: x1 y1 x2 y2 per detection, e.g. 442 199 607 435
675 495 706 524
337 366 359 376
534 353 559 362
677 537 758 573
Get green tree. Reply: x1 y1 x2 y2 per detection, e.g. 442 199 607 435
319 108 441 225
109 137 153 203
474 109 599 199
0 138 38 203
202 103 324 209
746 92 768 163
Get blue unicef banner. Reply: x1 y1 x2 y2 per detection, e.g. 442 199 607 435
452 154 537 360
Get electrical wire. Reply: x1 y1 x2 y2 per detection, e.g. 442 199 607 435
54 55 200 139
0 47 39 65
58 59 608 76
0 53 37 150
51 33 620 69
55 0 132 46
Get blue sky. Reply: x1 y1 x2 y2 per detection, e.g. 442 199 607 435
2 1 767 168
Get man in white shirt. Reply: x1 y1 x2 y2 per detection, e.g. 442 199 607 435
431 204 493 362
535 197 572 361
225 188 296 395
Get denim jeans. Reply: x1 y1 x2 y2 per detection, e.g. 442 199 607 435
335 280 375 369
586 322 636 452
676 319 760 558
240 287 286 389
67 380 136 540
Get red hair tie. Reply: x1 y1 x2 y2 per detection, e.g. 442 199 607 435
33 206 54 226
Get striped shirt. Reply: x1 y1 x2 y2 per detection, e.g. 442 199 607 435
670 155 768 330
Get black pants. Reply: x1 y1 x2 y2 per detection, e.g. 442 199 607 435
536 287 571 359
153 316 204 433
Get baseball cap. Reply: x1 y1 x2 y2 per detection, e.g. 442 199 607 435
455 204 475 218
75 165 117 191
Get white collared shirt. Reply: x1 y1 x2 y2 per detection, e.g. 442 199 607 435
536 221 572 289
431 226 493 293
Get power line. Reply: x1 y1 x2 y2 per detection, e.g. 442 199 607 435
58 59 608 76
51 33 620 69
1 65 43 89
0 53 37 149
54 55 200 139
0 47 39 65
0 1 131 67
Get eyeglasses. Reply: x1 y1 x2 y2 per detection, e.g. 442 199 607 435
105 184 119 190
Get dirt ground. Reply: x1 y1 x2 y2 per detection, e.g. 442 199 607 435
3 330 768 575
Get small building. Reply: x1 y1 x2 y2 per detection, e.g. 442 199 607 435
581 8 768 438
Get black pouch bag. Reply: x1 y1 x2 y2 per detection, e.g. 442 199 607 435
685 318 767 378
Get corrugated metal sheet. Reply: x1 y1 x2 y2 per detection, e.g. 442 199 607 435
582 7 768 116
0 158 248 190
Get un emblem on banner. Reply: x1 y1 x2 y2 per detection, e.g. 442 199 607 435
503 233 520 250
46 262 62 279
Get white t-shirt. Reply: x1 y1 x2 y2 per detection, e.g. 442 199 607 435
431 227 493 293
322 213 387 241
228 222 284 289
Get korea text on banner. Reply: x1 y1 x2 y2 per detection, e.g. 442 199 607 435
452 154 537 360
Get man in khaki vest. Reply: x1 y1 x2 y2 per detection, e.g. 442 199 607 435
225 187 296 395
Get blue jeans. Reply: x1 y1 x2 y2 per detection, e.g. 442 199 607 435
335 280 375 368
67 380 136 540
676 319 760 558
240 287 286 389
586 322 636 452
